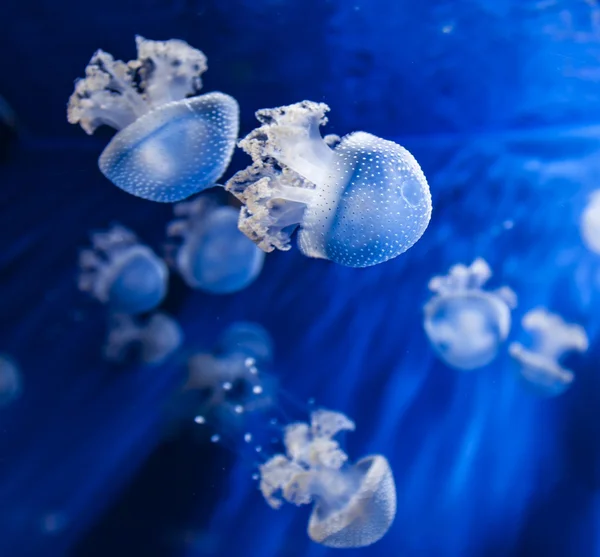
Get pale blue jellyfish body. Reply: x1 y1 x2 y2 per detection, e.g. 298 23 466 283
78 225 168 315
68 36 239 202
0 355 22 407
226 101 432 268
509 308 588 396
424 258 517 370
167 197 265 294
259 409 397 548
581 190 600 254
104 312 183 365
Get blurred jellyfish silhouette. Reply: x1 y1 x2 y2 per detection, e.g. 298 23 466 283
180 322 276 434
0 354 22 407
509 308 588 396
67 36 239 202
424 258 517 370
581 190 600 254
0 94 17 161
166 195 265 293
259 409 397 548
226 101 431 267
78 224 168 315
104 312 182 365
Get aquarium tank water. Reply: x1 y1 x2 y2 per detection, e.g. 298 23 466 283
1 1 600 556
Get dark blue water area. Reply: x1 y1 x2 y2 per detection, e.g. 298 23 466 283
2 1 600 556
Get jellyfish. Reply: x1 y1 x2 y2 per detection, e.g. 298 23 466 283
166 196 265 293
259 409 397 548
104 312 183 365
0 354 22 407
424 258 517 370
225 101 431 267
78 224 168 315
580 190 600 254
183 322 276 431
67 36 239 202
509 308 588 396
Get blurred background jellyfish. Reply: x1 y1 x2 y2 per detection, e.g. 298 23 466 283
180 321 276 436
424 258 517 370
78 224 168 315
509 308 589 397
104 312 183 365
0 354 22 407
226 101 431 268
259 409 396 548
166 195 265 294
67 36 239 202
580 190 600 254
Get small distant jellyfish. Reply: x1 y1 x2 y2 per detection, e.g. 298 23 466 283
166 196 265 293
259 409 397 548
0 355 22 407
185 322 275 427
509 308 588 396
580 190 600 254
79 224 168 315
67 36 239 202
226 101 431 268
424 258 517 370
104 312 183 365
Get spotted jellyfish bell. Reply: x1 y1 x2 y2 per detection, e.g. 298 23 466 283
580 190 600 254
423 258 517 370
166 195 265 294
259 409 397 548
0 354 22 407
67 36 239 202
78 224 168 315
104 312 183 365
509 308 588 396
226 101 432 268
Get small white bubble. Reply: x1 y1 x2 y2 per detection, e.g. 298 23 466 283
244 433 252 443
252 385 263 394
194 415 206 424
245 357 256 367
211 434 220 443
222 381 233 391
252 473 259 481
234 405 244 414
255 445 262 453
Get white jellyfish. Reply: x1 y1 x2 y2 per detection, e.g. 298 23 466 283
78 224 168 315
0 355 22 407
580 190 600 254
259 409 397 548
185 322 275 429
424 258 517 370
67 36 239 202
166 195 265 294
225 101 431 268
104 312 183 365
509 308 588 396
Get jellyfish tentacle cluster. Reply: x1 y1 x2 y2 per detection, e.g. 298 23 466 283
259 409 397 548
166 195 265 293
68 36 239 202
78 224 168 315
226 100 432 267
424 258 517 370
509 308 588 396
104 312 182 365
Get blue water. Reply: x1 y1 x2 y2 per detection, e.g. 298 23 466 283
2 1 600 556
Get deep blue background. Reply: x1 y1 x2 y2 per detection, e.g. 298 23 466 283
2 0 600 556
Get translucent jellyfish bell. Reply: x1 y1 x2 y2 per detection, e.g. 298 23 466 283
580 190 600 254
509 308 588 396
0 355 22 407
166 196 265 293
104 312 183 365
226 101 431 267
424 258 517 370
67 36 239 202
78 224 168 314
259 409 397 548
